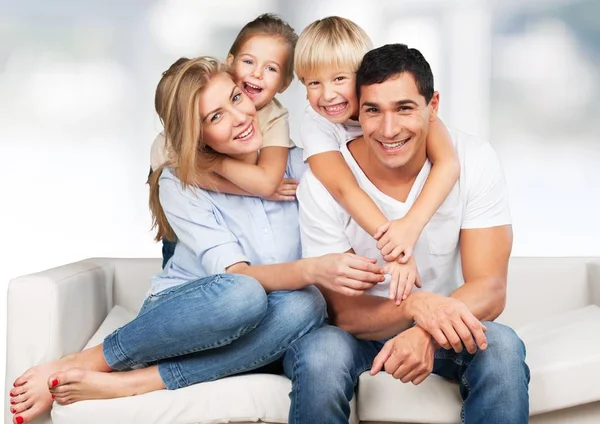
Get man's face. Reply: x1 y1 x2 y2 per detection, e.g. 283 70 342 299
358 72 439 170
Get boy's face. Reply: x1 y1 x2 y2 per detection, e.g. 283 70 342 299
228 35 289 111
304 67 358 124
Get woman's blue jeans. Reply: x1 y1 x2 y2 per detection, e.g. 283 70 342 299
102 274 326 389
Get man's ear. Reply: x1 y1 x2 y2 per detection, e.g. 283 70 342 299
428 91 440 122
226 54 234 66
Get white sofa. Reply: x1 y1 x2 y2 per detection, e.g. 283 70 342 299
5 257 600 424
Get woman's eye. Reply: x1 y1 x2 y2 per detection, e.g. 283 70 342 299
232 93 241 102
211 113 221 122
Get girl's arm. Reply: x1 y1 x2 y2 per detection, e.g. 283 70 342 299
308 151 387 236
376 118 460 261
211 146 289 198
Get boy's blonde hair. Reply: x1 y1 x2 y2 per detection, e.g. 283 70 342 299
228 13 298 87
149 56 233 242
294 16 373 82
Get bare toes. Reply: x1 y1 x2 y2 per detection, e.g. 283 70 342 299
9 385 27 397
11 397 33 414
10 393 28 405
13 371 32 387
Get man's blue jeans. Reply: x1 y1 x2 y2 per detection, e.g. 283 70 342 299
283 322 530 424
102 274 326 389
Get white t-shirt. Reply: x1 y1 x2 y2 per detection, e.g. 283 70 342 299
299 105 363 162
297 128 512 298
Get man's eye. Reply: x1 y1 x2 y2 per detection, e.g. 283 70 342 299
308 81 319 86
367 108 378 113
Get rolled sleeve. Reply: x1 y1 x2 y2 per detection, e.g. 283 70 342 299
259 100 295 148
159 171 250 274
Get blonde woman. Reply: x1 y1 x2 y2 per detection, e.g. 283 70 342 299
8 57 385 424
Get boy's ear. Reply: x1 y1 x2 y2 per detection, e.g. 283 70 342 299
428 91 440 122
226 54 234 66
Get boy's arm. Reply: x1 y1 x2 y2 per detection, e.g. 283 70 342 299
408 118 460 229
212 146 289 198
308 151 387 236
376 118 460 261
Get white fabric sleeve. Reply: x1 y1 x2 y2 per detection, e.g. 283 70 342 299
300 108 342 161
297 170 352 257
462 142 512 229
159 172 250 274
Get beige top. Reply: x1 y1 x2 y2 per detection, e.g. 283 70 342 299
150 98 294 171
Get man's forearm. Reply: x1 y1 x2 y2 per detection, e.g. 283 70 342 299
450 277 506 322
322 288 414 340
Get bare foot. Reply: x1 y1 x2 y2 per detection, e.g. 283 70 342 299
49 367 165 405
10 346 109 423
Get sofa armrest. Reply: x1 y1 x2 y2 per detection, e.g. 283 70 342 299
5 258 115 419
588 259 600 307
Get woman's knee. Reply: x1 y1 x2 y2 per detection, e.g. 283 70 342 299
211 274 268 331
275 286 327 332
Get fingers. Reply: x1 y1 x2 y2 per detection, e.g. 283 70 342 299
453 320 477 354
411 370 432 385
439 321 464 352
370 342 393 375
460 312 488 350
374 221 391 240
395 270 409 305
402 270 416 300
414 270 422 288
346 256 384 274
273 195 296 201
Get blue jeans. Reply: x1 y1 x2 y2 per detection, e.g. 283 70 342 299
283 322 530 424
102 274 326 389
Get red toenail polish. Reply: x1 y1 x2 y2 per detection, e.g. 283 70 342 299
16 417 24 424
10 399 15 404
11 408 15 413
51 379 58 387
51 395 55 399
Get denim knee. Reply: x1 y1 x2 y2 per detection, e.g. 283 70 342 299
479 321 529 383
279 286 326 333
288 326 358 381
210 274 268 332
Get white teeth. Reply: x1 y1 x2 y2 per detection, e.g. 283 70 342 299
236 125 253 139
382 139 408 148
245 82 262 90
323 103 346 112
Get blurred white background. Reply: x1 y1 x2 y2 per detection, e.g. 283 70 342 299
1 0 599 405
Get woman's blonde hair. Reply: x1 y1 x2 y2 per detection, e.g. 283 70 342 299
149 56 233 242
228 13 298 87
294 16 372 82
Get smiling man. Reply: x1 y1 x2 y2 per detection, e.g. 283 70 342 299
283 44 530 424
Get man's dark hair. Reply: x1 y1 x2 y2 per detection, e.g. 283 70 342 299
356 43 434 103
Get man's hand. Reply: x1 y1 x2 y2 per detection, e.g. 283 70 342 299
306 253 385 297
374 218 421 263
383 257 422 305
406 291 487 353
370 326 436 385
265 178 298 201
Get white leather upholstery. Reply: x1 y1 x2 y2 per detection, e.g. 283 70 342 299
5 257 600 424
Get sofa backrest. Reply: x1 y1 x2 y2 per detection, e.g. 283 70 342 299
110 257 600 329
498 257 599 329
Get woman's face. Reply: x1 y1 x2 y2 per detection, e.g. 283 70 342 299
198 73 262 159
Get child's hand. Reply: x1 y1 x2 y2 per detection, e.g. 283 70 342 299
265 178 298 201
374 218 421 263
384 257 422 305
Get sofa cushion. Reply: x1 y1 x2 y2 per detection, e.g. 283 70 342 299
357 305 600 423
54 305 359 424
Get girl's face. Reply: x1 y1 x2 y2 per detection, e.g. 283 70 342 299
228 35 289 111
198 73 262 160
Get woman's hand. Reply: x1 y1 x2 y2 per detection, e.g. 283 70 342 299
305 253 385 296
